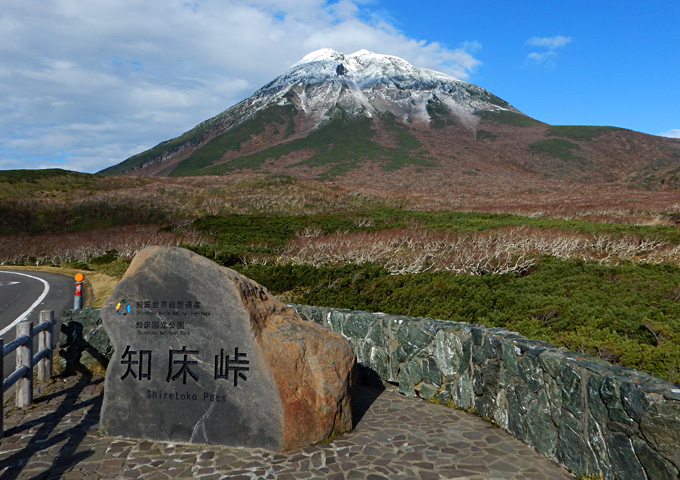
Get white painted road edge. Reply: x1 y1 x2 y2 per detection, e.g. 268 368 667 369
0 271 50 336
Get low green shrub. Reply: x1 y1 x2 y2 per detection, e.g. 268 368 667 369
200 111 435 178
476 130 498 142
528 139 584 161
478 111 543 127
546 125 621 141
235 257 680 383
192 209 680 244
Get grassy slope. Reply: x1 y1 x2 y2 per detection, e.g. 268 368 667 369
193 210 680 245
546 125 623 141
0 169 105 198
0 170 171 235
196 111 435 178
170 104 298 177
2 169 680 383
105 102 436 177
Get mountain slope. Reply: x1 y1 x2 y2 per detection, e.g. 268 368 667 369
101 49 680 189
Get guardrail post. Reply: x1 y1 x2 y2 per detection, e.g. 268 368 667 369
38 310 54 382
16 321 33 408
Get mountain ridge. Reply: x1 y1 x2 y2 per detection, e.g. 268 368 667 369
100 49 680 190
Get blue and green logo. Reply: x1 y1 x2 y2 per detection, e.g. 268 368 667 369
116 299 131 316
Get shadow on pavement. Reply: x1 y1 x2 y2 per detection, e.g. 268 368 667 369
351 384 385 428
1 374 103 480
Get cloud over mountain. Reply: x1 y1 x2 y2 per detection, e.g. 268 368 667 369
0 1 481 173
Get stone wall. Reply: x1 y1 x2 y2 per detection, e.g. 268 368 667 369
290 305 680 480
60 306 680 479
59 308 112 374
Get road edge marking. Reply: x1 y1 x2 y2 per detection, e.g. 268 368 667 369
0 271 51 336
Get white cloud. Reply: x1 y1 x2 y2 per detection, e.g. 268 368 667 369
526 52 555 62
0 0 483 173
660 129 680 138
525 35 572 49
525 35 572 69
526 51 557 69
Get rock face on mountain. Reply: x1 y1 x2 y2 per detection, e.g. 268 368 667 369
101 49 680 189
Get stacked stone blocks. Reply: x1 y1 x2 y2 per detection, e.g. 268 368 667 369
291 305 680 480
59 306 680 479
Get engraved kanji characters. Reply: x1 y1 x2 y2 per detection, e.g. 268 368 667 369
166 346 200 384
215 347 250 386
119 344 250 388
120 345 152 380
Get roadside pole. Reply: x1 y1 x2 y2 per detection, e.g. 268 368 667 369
74 273 84 310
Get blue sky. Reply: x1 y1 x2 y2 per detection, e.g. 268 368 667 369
1 0 678 173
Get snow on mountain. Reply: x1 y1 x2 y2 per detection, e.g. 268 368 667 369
211 49 516 133
103 47 680 186
101 49 530 176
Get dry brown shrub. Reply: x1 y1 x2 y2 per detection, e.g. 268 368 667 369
0 224 209 265
261 226 680 275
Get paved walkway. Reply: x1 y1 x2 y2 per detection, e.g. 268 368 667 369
1 374 575 479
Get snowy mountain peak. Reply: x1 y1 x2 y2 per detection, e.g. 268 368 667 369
104 50 680 185
239 49 516 130
294 48 402 66
293 48 345 66
291 48 449 82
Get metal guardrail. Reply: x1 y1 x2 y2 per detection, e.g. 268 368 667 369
1 310 56 439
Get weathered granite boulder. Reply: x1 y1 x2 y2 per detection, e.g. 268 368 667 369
101 246 355 451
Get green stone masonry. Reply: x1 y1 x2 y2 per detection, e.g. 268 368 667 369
290 305 680 480
60 306 680 480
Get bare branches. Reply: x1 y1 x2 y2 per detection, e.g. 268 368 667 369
261 226 679 275
0 225 209 266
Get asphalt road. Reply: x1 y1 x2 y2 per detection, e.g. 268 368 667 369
0 270 74 380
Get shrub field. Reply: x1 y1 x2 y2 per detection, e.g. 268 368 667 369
1 171 679 383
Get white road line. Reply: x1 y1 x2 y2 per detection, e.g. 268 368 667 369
0 271 50 336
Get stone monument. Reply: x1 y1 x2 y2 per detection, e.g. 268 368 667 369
101 246 355 451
